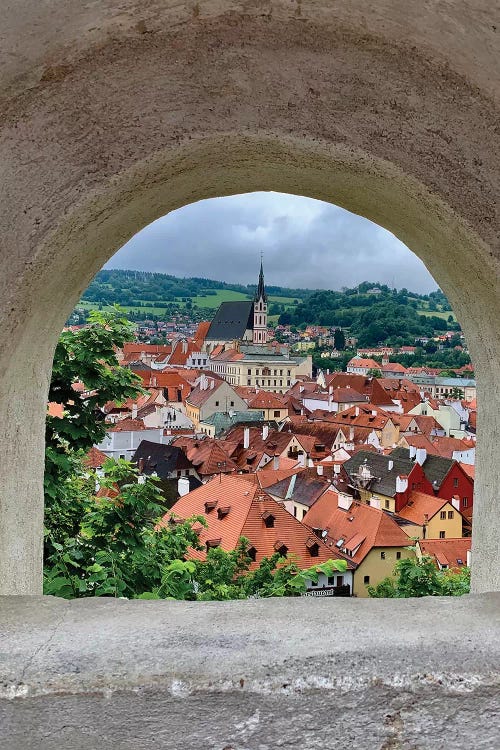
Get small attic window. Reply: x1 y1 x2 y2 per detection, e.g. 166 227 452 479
274 541 288 557
204 500 218 513
217 505 231 519
315 443 325 452
306 538 320 557
206 538 221 549
457 558 464 565
248 546 257 562
262 511 275 528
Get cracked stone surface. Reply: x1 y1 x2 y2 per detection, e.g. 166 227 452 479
1 595 499 748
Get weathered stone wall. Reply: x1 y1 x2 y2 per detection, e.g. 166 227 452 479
0 1 498 594
1 595 499 749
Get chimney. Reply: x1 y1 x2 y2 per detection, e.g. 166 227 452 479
329 386 333 395
243 427 250 450
370 497 381 509
409 445 417 460
337 493 353 511
396 475 408 493
355 406 360 417
178 476 190 497
333 464 340 474
182 339 188 354
451 495 460 511
415 448 427 466
371 410 377 416
298 453 306 468
262 424 269 441
132 404 138 419
273 454 280 470
209 378 214 389
308 458 314 468
317 464 324 476
388 459 394 471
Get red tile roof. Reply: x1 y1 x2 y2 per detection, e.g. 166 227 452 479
161 474 352 570
397 491 450 525
304 490 411 564
84 447 109 469
248 391 286 410
109 418 146 432
419 537 471 571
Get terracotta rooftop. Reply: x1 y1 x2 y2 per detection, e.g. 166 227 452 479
305 490 412 564
84 447 109 469
161 474 352 570
396 490 451 526
419 537 471 571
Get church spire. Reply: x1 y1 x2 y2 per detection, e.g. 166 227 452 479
253 255 268 345
255 254 267 302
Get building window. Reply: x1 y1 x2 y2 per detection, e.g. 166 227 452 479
384 500 390 509
215 401 219 406
293 506 297 517
230 401 234 407
396 551 401 560
448 510 454 519
453 477 459 487
380 551 386 559
248 369 251 375
463 497 468 507
364 575 370 585
302 509 307 520
274 410 281 417
439 531 446 539
440 511 446 519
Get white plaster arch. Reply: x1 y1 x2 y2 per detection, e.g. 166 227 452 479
0 2 498 594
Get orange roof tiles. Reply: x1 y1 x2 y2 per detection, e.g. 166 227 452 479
109 418 146 432
396 491 450 525
419 537 471 571
84 447 109 469
248 391 286 410
304 490 411 564
161 474 351 570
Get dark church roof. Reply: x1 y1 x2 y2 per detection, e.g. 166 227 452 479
206 300 254 341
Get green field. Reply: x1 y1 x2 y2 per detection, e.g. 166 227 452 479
417 308 456 321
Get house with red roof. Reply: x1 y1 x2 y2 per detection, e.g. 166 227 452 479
304 489 415 597
417 537 471 572
162 474 354 593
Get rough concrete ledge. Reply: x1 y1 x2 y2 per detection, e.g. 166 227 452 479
1 595 499 749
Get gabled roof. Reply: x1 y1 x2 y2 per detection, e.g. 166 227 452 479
132 440 194 478
84 447 109 469
397 491 451 525
266 472 330 508
248 391 286 410
161 474 352 569
183 440 239 476
344 450 415 498
305 490 411 564
419 537 471 571
206 301 254 340
390 447 459 489
186 379 224 408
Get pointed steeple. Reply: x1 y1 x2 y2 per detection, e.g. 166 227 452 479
255 256 267 302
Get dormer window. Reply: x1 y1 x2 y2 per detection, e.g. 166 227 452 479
204 500 218 513
306 538 320 557
206 538 221 550
217 505 231 519
274 541 288 557
248 546 257 562
262 511 275 528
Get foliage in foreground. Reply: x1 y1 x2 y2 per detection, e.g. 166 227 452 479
44 460 346 600
45 309 143 551
367 555 470 598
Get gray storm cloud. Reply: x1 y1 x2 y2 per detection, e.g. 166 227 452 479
105 192 438 294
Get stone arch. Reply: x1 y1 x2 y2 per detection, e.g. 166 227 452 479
0 2 498 594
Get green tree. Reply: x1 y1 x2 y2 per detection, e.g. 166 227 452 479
45 309 143 549
367 555 470 598
333 328 346 350
44 460 205 599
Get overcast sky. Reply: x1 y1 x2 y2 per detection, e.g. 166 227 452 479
105 192 437 293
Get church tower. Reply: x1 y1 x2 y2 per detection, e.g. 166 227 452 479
253 257 268 345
